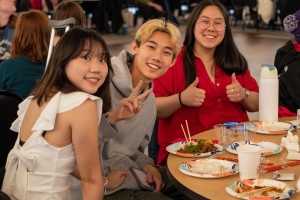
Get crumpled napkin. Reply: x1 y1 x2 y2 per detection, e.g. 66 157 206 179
280 131 299 153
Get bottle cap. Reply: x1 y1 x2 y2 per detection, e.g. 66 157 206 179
260 64 278 78
223 122 238 128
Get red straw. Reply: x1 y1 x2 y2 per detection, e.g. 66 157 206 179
261 161 300 173
214 156 274 166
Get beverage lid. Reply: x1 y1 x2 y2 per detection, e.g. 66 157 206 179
223 122 238 128
260 64 278 78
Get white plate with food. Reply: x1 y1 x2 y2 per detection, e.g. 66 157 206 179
166 139 223 158
226 179 296 199
225 140 282 156
248 121 291 134
179 159 239 178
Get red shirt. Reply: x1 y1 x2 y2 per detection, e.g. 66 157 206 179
294 42 300 52
30 0 41 10
153 49 259 164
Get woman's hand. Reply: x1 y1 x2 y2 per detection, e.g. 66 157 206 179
106 170 128 190
226 73 259 111
107 80 152 124
181 77 206 107
226 73 245 102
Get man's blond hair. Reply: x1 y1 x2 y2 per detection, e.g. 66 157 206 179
134 18 182 57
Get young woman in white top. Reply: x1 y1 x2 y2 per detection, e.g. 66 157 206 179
1 27 143 200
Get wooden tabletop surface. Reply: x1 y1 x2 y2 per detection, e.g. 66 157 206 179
167 117 299 200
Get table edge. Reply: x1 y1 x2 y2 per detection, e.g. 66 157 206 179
167 165 209 200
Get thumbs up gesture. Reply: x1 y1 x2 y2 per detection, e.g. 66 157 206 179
180 77 206 107
226 73 245 102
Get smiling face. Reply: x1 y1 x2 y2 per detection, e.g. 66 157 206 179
194 5 225 51
65 47 108 95
131 31 176 85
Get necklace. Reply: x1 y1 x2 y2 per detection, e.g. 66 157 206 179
194 52 215 76
203 60 215 76
210 62 215 75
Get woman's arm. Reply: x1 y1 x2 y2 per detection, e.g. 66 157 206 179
70 99 103 200
226 73 259 112
240 89 259 112
157 77 206 118
156 94 182 119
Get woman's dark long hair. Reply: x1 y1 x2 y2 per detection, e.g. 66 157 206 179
31 27 113 113
183 0 248 87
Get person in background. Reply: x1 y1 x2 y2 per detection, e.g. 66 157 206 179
143 0 164 13
279 0 300 21
2 27 123 200
135 0 164 26
71 18 190 200
52 0 86 46
153 0 259 165
274 9 300 117
0 10 50 99
0 0 17 62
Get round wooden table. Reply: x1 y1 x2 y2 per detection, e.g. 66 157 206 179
167 118 299 200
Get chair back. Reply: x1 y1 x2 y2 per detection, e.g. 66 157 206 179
0 191 10 200
0 90 23 167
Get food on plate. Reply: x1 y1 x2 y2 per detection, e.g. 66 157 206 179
253 121 289 132
226 179 295 199
177 139 217 154
233 182 284 197
256 126 285 132
188 160 229 174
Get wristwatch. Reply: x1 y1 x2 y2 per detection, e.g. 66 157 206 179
245 89 250 98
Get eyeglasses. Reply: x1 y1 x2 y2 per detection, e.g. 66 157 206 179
196 19 226 32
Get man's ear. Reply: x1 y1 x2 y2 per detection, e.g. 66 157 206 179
170 56 177 67
131 41 139 54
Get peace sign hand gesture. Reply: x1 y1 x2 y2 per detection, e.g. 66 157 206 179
106 80 153 124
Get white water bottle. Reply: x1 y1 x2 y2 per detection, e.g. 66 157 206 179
259 64 278 122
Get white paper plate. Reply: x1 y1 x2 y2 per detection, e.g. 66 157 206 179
225 140 282 156
226 179 295 199
248 121 291 134
179 159 239 178
166 139 223 158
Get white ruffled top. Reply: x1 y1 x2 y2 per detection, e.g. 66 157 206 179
1 91 102 200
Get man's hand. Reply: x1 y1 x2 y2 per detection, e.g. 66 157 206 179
143 164 164 192
106 170 128 190
108 80 152 124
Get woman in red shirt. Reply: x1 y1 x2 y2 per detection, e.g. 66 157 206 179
153 0 259 165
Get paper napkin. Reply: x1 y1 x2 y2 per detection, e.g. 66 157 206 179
286 152 300 160
280 131 300 160
280 131 299 153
